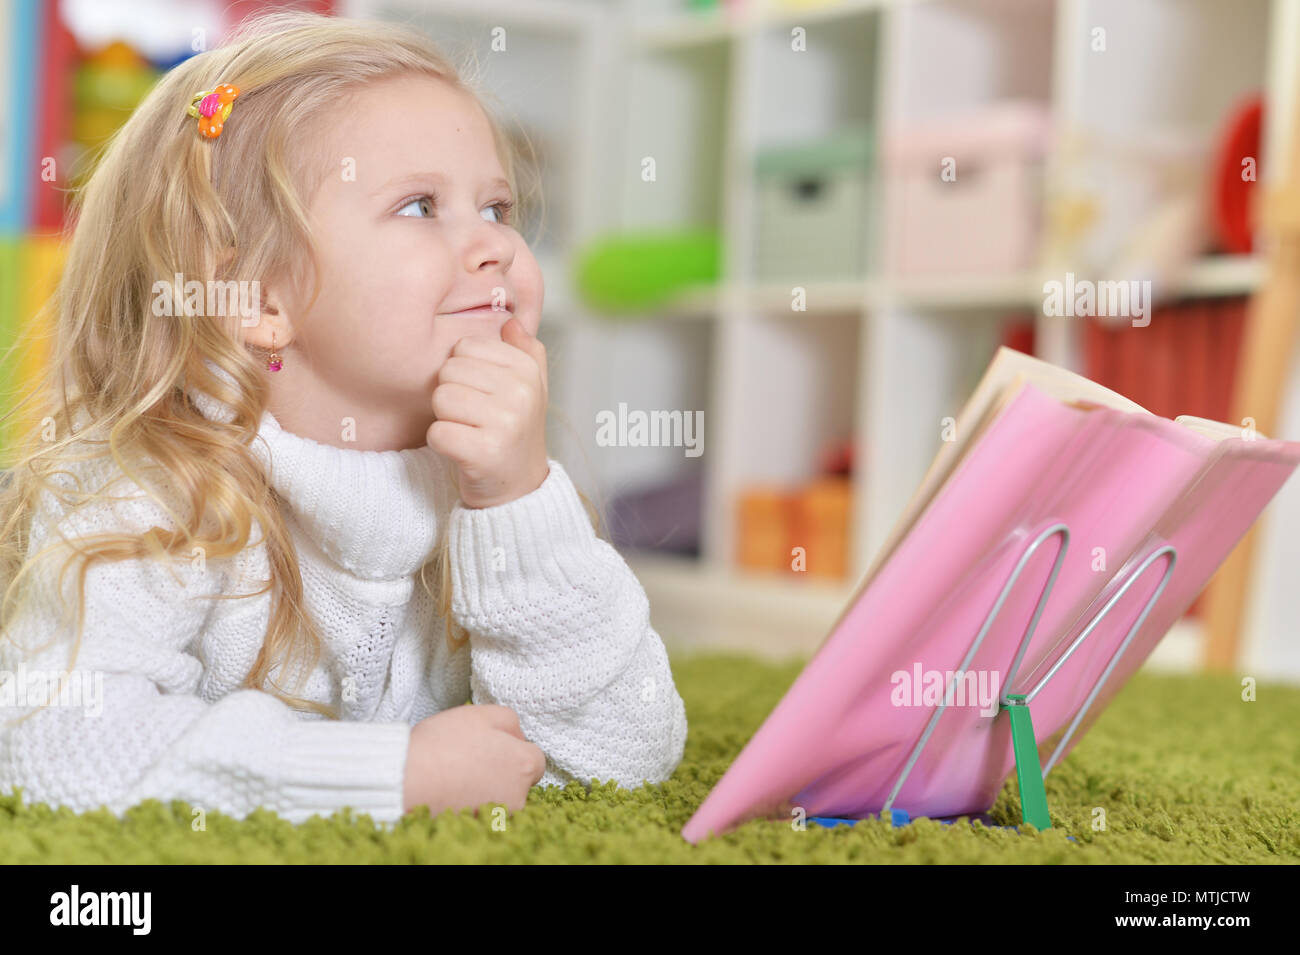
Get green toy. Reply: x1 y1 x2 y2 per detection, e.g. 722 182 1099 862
572 229 721 315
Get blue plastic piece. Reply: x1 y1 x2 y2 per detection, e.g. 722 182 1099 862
807 809 1078 842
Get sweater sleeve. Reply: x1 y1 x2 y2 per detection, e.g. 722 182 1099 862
0 469 412 827
447 458 687 791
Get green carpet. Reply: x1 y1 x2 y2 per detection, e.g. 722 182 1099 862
2 652 1298 863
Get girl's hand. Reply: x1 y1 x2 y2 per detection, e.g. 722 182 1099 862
427 317 550 509
403 704 547 817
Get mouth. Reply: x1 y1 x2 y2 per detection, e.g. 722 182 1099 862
443 296 515 316
444 305 513 316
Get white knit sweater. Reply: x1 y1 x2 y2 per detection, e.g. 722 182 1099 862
0 366 687 826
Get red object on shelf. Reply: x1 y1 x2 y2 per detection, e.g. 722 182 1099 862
1001 315 1035 356
1147 302 1176 418
1202 301 1227 420
1180 301 1211 418
1219 297 1248 421
818 437 854 476
1211 94 1263 254
1115 314 1142 410
1081 297 1248 424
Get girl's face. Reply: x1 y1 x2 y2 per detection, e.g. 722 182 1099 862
267 72 543 450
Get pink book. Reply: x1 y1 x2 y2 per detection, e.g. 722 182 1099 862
682 346 1300 843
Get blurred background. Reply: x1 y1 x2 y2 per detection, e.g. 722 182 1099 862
4 0 1300 681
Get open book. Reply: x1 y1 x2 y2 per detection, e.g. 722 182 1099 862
683 347 1300 843
835 346 1261 643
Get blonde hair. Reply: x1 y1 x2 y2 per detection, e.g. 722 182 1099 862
0 11 605 723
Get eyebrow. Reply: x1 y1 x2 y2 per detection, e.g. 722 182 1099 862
371 171 511 198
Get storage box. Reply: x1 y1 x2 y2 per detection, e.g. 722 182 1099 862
883 101 1052 275
607 470 703 557
736 477 853 579
789 477 852 579
736 486 793 573
754 126 873 282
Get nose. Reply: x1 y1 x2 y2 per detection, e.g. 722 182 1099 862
462 213 515 275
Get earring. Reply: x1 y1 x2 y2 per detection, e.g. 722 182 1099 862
267 331 283 372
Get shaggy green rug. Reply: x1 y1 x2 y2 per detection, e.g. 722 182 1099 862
2 652 1297 864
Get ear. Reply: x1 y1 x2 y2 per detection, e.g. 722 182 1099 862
214 248 296 353
236 277 296 353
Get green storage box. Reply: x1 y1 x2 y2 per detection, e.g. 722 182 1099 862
754 125 874 282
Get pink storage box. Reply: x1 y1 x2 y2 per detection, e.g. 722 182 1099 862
883 101 1053 275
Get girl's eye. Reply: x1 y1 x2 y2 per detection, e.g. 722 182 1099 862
396 194 436 218
395 194 514 225
484 199 514 226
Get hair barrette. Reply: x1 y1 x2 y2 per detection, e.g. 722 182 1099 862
186 83 241 140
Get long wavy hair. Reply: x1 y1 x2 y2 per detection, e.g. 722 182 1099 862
0 10 604 722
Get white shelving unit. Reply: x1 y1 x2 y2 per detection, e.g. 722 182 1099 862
344 0 1300 669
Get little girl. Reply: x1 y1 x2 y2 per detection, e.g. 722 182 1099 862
0 11 686 827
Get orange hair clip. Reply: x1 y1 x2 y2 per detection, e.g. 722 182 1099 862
186 83 241 139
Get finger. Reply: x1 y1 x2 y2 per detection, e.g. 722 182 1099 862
483 704 526 739
425 418 484 465
460 323 546 409
451 332 546 408
450 334 529 371
431 381 494 427
502 319 548 404
499 720 527 742
435 355 515 397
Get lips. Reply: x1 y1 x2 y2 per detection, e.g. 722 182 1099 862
446 298 514 314
449 304 512 315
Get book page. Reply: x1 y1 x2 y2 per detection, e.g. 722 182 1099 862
1175 414 1268 441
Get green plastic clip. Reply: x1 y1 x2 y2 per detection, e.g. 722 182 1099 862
1004 693 1051 830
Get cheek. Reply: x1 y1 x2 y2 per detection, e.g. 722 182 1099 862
513 244 545 333
347 236 455 324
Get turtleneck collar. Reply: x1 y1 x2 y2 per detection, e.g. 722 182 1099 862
186 360 455 582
